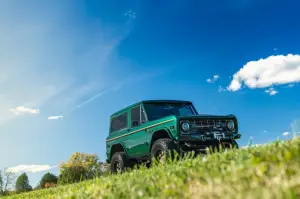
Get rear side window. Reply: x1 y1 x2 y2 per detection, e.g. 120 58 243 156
110 112 128 133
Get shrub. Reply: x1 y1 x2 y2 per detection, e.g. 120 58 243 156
58 152 106 185
58 164 86 185
39 172 58 189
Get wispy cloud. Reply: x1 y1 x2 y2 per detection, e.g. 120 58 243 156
124 10 136 19
7 165 57 173
10 106 40 115
284 84 295 88
75 88 111 109
0 1 133 126
206 74 220 83
74 70 165 110
227 54 300 92
218 86 227 92
264 87 278 96
48 115 63 120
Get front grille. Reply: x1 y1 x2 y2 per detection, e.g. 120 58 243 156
182 118 235 134
193 119 227 128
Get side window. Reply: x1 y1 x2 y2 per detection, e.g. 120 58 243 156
131 106 141 127
110 112 128 133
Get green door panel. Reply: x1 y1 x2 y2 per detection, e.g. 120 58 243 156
123 126 147 157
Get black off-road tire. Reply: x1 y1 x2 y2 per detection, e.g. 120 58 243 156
110 152 130 174
151 138 178 163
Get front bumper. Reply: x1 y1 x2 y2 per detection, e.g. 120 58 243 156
178 132 241 142
175 132 241 154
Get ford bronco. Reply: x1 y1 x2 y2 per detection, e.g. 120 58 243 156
106 100 241 173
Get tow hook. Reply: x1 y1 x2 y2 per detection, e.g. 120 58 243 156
218 137 221 145
184 142 192 147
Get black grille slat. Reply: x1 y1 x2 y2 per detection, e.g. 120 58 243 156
185 118 232 134
194 120 227 127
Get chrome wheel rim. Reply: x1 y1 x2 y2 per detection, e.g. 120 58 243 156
114 161 121 172
155 149 165 162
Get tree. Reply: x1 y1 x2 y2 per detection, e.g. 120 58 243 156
15 173 32 192
39 172 58 189
58 152 105 185
0 169 16 196
58 164 86 185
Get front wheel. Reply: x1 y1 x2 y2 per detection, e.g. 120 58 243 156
110 152 129 174
151 138 177 163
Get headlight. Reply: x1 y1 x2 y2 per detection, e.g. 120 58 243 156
227 120 235 131
181 122 190 132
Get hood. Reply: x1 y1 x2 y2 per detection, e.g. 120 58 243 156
177 114 237 120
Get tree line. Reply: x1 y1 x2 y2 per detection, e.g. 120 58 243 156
0 152 109 196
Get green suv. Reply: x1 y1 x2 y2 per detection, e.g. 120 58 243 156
106 100 241 173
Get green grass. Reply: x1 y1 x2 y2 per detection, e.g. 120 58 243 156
4 137 300 199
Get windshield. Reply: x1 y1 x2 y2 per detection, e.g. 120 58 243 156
143 103 196 121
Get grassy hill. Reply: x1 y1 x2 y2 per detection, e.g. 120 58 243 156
4 137 300 199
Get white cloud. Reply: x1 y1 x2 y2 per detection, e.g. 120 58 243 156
282 132 290 136
7 165 56 173
10 106 40 115
206 74 220 83
48 115 63 120
264 87 278 96
213 75 220 79
206 79 213 83
227 54 300 91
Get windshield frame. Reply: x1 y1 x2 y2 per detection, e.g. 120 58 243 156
142 102 198 121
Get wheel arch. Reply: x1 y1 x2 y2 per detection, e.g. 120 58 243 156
109 142 127 162
150 128 173 151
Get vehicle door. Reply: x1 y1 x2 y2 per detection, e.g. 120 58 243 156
126 105 148 157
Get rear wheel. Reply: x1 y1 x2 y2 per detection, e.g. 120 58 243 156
110 152 130 174
151 138 177 163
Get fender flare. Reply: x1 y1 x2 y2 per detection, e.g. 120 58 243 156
109 142 128 161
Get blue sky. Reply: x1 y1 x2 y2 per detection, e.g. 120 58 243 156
1 0 300 187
